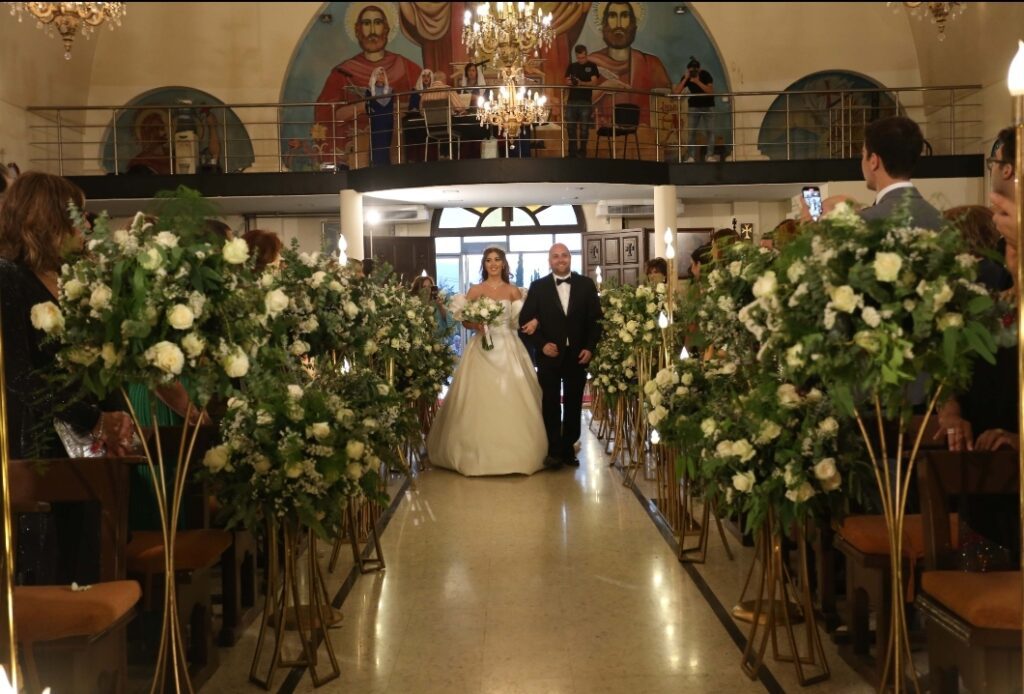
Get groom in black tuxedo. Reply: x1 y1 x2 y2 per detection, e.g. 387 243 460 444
519 243 602 467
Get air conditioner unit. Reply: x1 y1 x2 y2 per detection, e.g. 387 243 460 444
377 205 430 223
595 199 684 218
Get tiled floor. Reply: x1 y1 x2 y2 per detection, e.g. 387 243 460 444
203 416 873 694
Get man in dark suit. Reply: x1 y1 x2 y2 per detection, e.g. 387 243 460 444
519 244 602 468
815 116 943 231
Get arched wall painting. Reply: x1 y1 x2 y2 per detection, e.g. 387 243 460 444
757 71 898 161
280 2 731 169
101 87 255 174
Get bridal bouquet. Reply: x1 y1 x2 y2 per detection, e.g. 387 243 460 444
457 296 506 351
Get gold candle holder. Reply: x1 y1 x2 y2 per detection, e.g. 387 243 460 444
0 304 18 689
1008 39 1024 694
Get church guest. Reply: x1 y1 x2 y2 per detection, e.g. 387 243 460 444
675 57 717 162
564 45 599 158
243 229 283 272
366 66 395 167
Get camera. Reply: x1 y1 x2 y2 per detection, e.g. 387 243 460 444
430 286 439 299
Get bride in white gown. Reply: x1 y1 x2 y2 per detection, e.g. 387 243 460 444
427 247 547 476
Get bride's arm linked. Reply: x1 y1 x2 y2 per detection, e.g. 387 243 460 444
518 282 552 353
513 286 540 335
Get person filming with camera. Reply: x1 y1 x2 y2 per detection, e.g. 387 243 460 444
674 56 717 163
564 45 600 159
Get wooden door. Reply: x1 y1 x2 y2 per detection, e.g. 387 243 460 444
582 228 646 287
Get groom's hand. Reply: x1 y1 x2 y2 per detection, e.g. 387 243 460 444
578 349 593 365
542 342 559 358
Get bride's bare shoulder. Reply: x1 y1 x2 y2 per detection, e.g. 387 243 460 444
466 284 483 299
509 285 524 301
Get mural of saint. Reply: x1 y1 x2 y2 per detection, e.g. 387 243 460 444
313 2 422 162
588 2 671 125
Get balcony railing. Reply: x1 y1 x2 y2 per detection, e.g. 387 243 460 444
24 83 982 176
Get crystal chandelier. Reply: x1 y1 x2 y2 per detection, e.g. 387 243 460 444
891 2 965 41
476 67 549 141
462 1 554 69
7 2 126 59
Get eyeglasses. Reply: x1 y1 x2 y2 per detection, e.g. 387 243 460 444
986 157 1012 169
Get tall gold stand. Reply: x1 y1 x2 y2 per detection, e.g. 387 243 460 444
121 393 207 694
1011 84 1024 694
249 518 341 690
740 514 829 685
328 501 385 575
851 394 941 693
0 305 18 689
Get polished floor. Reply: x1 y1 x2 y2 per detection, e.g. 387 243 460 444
205 417 872 694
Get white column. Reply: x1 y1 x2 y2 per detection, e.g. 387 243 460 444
652 185 677 259
339 189 364 261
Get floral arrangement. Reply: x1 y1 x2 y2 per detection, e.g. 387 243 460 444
34 190 263 408
260 242 366 364
201 366 400 537
456 296 506 350
589 282 668 403
743 203 1000 416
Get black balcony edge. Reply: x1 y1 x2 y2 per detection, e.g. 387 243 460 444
68 155 982 202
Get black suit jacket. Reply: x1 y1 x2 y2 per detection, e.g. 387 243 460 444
519 272 602 369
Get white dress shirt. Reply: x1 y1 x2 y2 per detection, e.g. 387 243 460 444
554 274 571 315
874 180 914 205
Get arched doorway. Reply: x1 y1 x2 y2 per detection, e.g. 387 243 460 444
431 204 586 293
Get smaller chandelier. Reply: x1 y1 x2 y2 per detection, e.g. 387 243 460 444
476 67 549 140
463 2 554 70
8 2 127 59
890 2 965 41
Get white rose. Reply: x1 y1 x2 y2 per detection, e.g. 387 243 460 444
181 333 205 358
285 463 303 479
364 339 378 355
786 261 806 283
785 482 817 503
310 422 331 440
861 306 881 328
752 271 777 299
221 347 250 378
932 283 954 310
814 458 838 481
728 261 742 277
145 341 185 375
265 289 289 317
89 284 113 311
299 252 318 267
138 247 162 270
101 342 121 368
30 302 65 334
829 285 859 313
112 229 131 247
680 372 693 386
167 304 195 330
377 384 390 396
252 455 271 474
701 418 717 437
821 473 842 491
290 340 310 356
756 420 782 444
716 440 734 458
328 280 344 293
648 391 663 408
68 347 99 366
336 407 354 422
347 463 365 480
155 231 179 248
309 271 327 288
732 470 756 494
202 444 231 472
938 312 964 331
731 439 756 462
777 384 802 408
806 388 823 403
643 379 658 396
346 440 366 460
287 384 304 399
188 291 207 319
222 237 250 264
785 344 804 369
647 405 667 427
873 252 903 282
853 330 881 353
818 417 839 436
63 278 86 300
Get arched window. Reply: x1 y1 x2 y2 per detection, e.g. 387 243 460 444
757 71 899 161
431 205 586 293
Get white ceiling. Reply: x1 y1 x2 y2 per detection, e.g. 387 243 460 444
364 181 807 208
87 182 808 218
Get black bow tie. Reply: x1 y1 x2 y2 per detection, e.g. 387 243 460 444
556 277 571 286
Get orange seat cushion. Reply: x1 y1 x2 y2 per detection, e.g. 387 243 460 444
127 529 232 574
14 581 141 643
922 571 1022 631
838 514 959 558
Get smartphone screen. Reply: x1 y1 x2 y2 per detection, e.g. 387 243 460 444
802 186 822 221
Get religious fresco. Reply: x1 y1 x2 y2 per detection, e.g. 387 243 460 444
757 71 899 161
101 87 255 174
279 2 731 167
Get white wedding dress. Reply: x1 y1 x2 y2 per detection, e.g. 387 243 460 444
427 298 547 476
